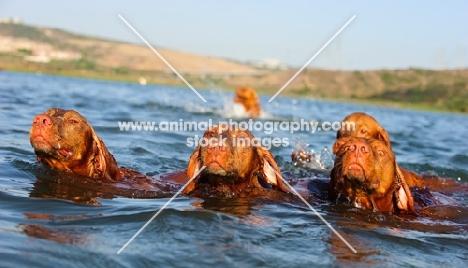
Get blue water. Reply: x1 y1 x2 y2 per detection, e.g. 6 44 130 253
0 71 467 267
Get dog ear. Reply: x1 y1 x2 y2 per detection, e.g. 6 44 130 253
336 123 347 139
394 165 415 213
332 137 349 154
91 129 121 181
256 146 291 193
377 126 392 150
184 145 202 195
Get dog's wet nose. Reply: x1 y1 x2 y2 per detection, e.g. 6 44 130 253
348 139 370 156
33 114 53 128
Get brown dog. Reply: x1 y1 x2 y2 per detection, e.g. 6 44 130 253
336 112 426 188
330 137 414 213
30 108 122 181
29 108 179 203
183 123 290 197
233 86 262 118
336 112 391 149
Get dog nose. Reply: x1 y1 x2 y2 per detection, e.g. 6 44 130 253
33 114 53 127
348 140 370 155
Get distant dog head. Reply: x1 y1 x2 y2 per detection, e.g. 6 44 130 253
234 86 261 118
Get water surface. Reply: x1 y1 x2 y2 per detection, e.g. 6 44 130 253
0 71 467 267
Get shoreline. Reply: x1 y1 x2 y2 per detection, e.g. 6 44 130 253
1 67 465 115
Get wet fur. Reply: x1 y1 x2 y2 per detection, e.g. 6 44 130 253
330 137 414 213
184 123 290 197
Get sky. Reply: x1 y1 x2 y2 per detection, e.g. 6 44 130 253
1 0 467 70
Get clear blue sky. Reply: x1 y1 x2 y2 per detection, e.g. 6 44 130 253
1 0 467 70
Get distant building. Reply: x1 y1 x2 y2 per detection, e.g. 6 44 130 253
0 36 82 62
0 17 22 24
252 58 289 70
24 54 51 63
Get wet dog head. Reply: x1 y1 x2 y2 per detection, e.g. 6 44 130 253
330 137 413 212
30 108 121 181
233 86 261 118
184 123 290 196
336 112 391 151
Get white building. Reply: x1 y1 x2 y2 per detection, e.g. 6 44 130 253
253 58 289 70
0 17 22 24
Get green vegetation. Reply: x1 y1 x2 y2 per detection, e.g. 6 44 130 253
444 98 468 113
380 71 394 85
113 67 129 75
74 58 96 70
368 81 468 113
17 48 32 55
290 86 311 96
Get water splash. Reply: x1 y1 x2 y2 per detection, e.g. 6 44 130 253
216 100 250 119
319 146 335 169
291 138 334 170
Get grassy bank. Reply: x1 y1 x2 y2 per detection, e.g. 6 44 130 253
2 58 467 114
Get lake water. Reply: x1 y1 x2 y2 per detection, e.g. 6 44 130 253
1 71 467 267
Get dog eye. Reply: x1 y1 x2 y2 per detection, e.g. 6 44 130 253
361 129 367 134
204 130 213 137
69 119 79 125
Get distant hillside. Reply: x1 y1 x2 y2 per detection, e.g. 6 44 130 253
0 22 260 75
1 22 467 113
